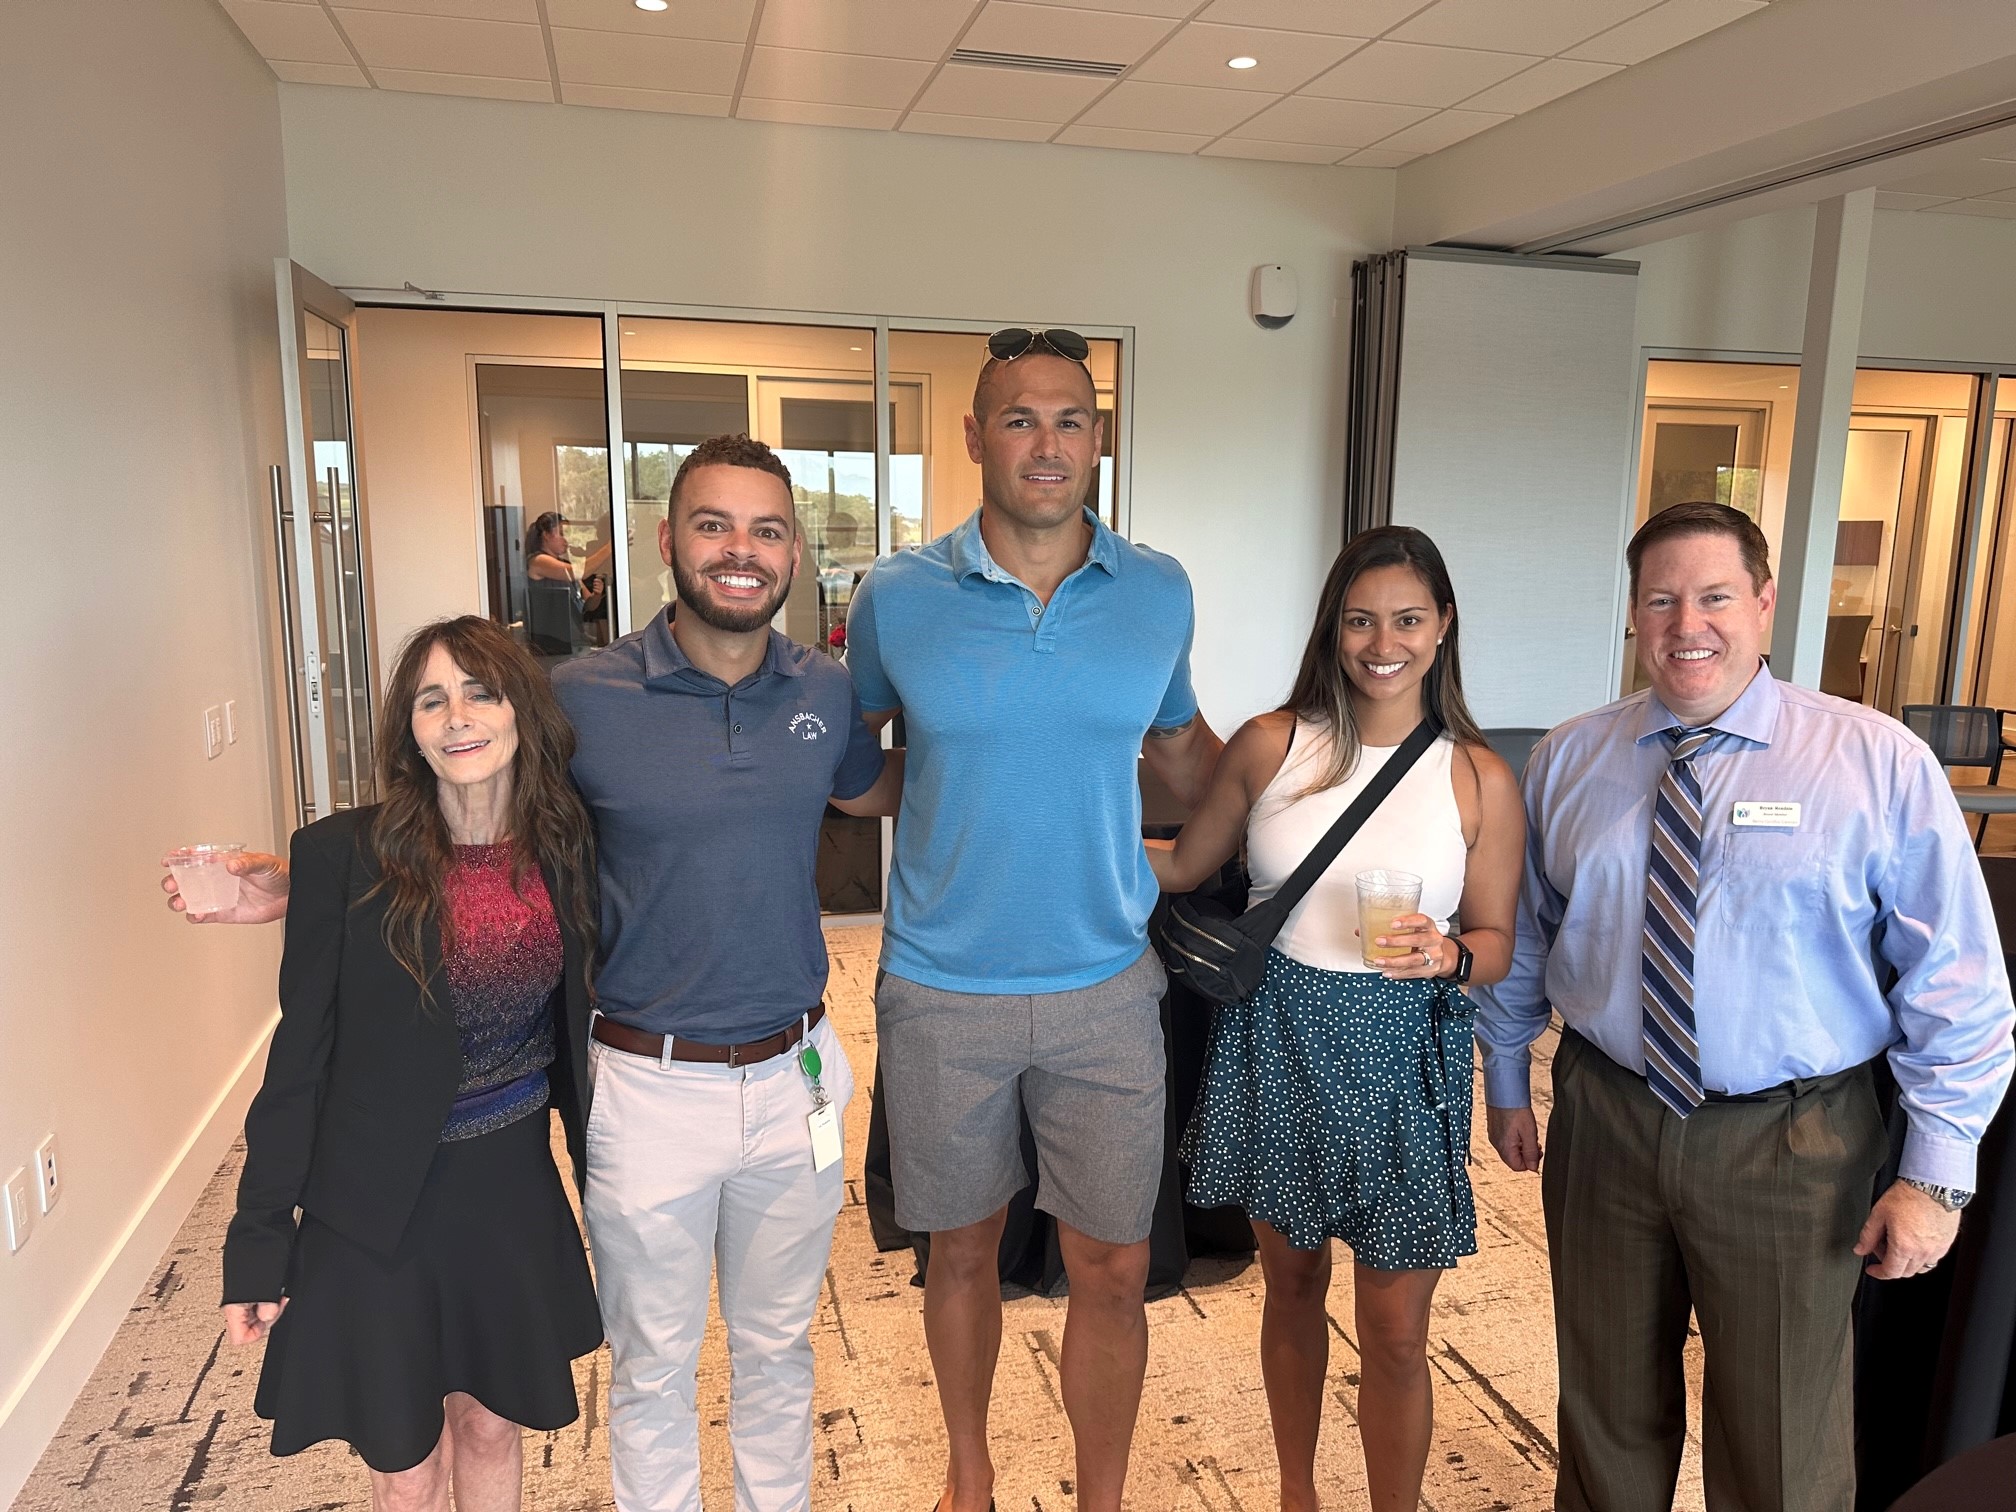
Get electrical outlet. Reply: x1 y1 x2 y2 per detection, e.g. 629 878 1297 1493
33 1135 59 1214
203 705 225 760
2 1169 30 1253
223 699 239 745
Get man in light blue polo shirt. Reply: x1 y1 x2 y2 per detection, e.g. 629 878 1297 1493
845 328 1222 1512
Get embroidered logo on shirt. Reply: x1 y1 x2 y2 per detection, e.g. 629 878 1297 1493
789 711 829 741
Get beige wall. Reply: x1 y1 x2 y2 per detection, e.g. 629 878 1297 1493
0 1 290 1497
279 85 1391 728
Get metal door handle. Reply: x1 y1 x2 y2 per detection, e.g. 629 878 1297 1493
270 465 312 829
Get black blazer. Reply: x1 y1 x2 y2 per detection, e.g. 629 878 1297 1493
221 806 595 1304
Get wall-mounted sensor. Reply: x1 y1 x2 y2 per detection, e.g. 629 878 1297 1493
1251 264 1297 329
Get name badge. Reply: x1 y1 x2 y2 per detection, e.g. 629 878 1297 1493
1732 801 1801 828
808 1102 843 1172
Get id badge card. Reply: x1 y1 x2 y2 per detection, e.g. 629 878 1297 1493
808 1102 843 1172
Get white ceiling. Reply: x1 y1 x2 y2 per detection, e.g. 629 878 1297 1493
1877 124 2016 220
218 0 1776 168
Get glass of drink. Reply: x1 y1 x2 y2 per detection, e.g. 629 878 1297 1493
1357 869 1424 968
168 844 246 916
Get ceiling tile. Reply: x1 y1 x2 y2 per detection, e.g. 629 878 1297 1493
563 82 732 114
551 28 743 91
1200 0 1432 35
1303 40 1533 107
220 2 354 65
1873 191 1955 211
1128 22 1364 93
1367 105 1510 152
757 0 978 61
1201 138 1345 163
1930 199 2016 219
1078 80 1272 135
1457 56 1619 113
1392 0 1661 57
1882 163 2016 199
1014 0 1194 15
332 9 549 78
1343 145 1421 166
1229 94 1431 147
374 68 554 100
1054 123 1213 153
335 0 537 20
961 3 1178 67
543 0 756 42
911 64 1108 123
270 59 372 85
737 99 903 129
901 111 1059 141
740 47 933 109
1566 0 1764 66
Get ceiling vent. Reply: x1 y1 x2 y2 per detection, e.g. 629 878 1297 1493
947 48 1127 79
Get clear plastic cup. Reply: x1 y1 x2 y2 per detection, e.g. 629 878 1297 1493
1357 868 1424 968
168 844 246 916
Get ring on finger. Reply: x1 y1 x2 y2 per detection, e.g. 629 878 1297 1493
1419 945 1434 969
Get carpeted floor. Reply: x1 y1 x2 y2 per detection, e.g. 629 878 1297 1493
12 926 1705 1511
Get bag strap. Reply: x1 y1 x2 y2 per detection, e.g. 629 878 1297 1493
1244 718 1442 933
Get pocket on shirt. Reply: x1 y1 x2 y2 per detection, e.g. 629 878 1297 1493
1717 829 1831 931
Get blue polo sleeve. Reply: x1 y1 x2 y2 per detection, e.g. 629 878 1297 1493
1151 575 1200 730
831 680 886 802
843 564 899 714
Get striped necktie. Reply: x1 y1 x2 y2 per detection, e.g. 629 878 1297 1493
1642 726 1715 1118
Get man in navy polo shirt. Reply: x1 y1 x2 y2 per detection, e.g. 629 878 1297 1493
553 434 899 1512
845 329 1222 1512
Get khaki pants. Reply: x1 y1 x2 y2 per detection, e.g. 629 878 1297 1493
1543 1029 1886 1512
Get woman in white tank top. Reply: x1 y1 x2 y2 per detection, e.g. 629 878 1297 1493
1147 527 1524 1512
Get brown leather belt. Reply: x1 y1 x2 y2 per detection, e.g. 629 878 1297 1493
592 1004 825 1067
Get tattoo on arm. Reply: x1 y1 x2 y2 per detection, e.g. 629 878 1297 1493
1144 717 1195 741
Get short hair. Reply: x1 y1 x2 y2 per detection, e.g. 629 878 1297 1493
971 352 1095 423
1626 501 1772 599
668 434 796 530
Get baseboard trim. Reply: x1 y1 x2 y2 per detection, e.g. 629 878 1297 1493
0 1009 277 1508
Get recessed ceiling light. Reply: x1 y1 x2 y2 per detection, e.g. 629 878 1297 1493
635 0 668 10
849 346 863 351
1227 56 1258 69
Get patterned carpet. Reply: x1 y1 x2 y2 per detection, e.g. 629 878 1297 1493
11 926 1704 1511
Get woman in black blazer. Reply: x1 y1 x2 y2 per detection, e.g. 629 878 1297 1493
221 615 602 1510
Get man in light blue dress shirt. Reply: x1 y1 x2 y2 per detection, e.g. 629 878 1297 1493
1474 502 2013 1512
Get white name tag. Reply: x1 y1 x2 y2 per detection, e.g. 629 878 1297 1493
808 1102 843 1172
1732 801 1801 828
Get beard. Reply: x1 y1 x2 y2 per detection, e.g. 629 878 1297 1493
671 552 795 633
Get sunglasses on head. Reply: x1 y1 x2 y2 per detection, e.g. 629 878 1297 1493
987 327 1091 364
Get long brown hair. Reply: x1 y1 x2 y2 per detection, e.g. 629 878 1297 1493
1283 526 1486 793
369 616 597 1000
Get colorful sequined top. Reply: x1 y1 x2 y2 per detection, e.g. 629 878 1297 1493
439 842 563 1142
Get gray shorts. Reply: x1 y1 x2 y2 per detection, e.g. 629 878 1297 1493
875 950 1168 1246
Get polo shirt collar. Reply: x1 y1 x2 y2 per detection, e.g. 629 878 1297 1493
641 609 808 689
1635 658 1780 748
950 506 1121 585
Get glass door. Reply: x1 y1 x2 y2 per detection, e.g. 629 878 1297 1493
273 260 377 827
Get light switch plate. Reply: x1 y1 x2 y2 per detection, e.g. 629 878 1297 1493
223 700 239 745
203 705 224 760
3 1169 30 1253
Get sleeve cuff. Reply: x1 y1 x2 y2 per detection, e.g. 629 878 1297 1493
1482 1050 1534 1110
1898 1127 1979 1191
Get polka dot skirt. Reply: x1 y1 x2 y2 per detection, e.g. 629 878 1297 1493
1182 948 1478 1270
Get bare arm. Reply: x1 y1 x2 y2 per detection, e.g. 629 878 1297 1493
1147 714 1291 893
1141 713 1225 812
830 748 905 818
1374 742 1524 984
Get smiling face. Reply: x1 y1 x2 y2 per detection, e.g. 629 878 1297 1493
660 462 801 633
965 352 1103 532
1336 563 1451 714
1630 530 1776 725
410 643 518 795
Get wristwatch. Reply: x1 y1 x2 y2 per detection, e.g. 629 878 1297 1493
1900 1177 1973 1211
1444 937 1474 985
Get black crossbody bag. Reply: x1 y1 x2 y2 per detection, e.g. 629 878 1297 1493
1154 718 1441 1007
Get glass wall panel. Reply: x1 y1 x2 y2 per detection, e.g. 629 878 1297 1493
1960 378 2016 707
303 310 375 807
887 329 1123 548
618 317 881 912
